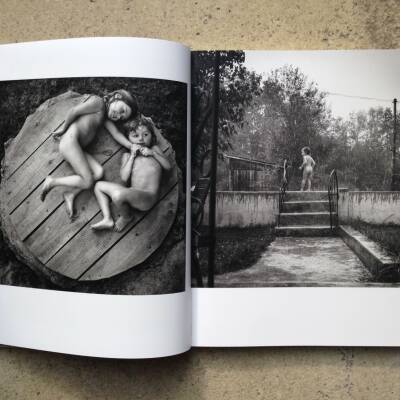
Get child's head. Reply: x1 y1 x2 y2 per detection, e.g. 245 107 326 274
105 89 138 122
301 146 311 156
127 116 157 148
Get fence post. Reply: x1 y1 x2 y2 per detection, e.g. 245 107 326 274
227 156 233 190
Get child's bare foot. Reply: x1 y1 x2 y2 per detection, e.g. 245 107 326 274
40 176 53 201
114 215 133 232
91 218 114 230
63 192 76 220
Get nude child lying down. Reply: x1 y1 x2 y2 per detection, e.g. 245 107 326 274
91 117 171 232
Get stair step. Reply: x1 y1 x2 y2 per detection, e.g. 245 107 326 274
285 191 328 201
283 200 330 212
279 212 331 226
275 225 336 237
338 225 399 278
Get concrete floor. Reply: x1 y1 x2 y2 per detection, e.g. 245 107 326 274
215 237 373 287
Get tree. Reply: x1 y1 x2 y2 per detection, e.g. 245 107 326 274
328 107 393 190
261 65 330 168
229 94 283 162
191 51 262 174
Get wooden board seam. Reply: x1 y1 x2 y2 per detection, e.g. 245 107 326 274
6 95 91 181
21 147 123 242
77 180 178 280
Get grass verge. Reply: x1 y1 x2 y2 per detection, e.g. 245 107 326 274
197 226 274 277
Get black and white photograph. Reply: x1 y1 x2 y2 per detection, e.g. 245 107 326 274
0 77 187 295
192 50 400 288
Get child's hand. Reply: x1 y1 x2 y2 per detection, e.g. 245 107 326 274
52 128 64 141
130 144 142 156
299 166 302 170
140 147 154 157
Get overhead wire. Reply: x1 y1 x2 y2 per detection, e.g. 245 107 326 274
324 91 393 102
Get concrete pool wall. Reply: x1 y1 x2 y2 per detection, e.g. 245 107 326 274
339 191 400 225
203 191 279 227
202 190 400 228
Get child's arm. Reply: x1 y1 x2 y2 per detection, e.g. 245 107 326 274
299 155 306 170
311 157 316 168
141 145 172 171
104 120 132 150
53 96 103 139
120 149 137 184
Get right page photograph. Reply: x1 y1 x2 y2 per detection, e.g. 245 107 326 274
192 49 400 290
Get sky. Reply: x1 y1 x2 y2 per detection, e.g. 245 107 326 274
244 49 400 119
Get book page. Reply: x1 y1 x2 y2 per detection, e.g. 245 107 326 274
0 37 190 358
191 49 400 346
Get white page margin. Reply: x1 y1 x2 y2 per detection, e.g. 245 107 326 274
192 287 400 346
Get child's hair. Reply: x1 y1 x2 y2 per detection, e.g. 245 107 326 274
125 115 158 147
104 89 139 118
302 146 311 155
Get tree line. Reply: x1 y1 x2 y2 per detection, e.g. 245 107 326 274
192 51 397 190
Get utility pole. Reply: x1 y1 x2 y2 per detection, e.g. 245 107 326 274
208 51 220 288
391 98 398 191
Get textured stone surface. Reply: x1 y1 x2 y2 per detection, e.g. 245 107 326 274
1 0 400 399
215 236 372 287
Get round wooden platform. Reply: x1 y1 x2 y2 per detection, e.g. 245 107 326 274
0 92 179 283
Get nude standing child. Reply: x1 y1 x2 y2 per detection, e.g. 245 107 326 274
91 117 172 232
299 146 316 191
40 89 138 218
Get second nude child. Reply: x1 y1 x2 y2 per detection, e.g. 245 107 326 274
91 117 172 232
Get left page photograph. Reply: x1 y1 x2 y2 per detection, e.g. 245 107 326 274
0 37 191 358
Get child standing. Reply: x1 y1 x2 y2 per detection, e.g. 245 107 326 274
91 117 172 232
40 89 138 218
299 146 316 191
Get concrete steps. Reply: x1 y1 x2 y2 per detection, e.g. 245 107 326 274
338 225 399 278
275 225 336 237
283 200 329 213
277 190 334 237
279 212 331 226
285 191 329 201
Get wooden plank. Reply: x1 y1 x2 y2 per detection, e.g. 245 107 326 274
23 150 123 261
5 134 64 213
10 128 120 240
4 92 84 179
45 166 178 279
80 185 179 280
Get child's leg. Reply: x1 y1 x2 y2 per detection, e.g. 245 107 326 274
91 182 158 232
113 188 158 232
307 174 312 191
114 202 134 232
91 181 125 230
40 133 94 201
301 170 306 191
63 153 104 218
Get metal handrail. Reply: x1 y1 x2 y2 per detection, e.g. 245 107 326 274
278 159 290 225
328 169 339 230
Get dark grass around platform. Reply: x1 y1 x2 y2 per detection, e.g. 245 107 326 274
198 227 275 276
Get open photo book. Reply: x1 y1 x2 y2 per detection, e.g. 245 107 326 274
0 37 399 358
